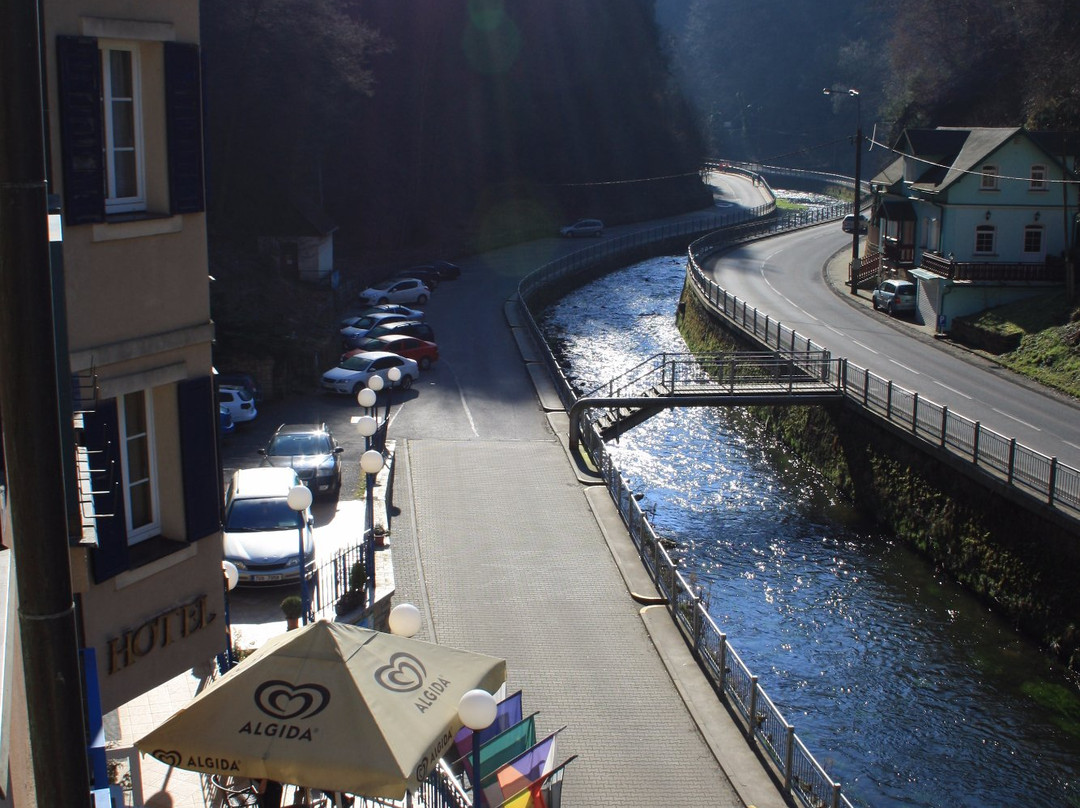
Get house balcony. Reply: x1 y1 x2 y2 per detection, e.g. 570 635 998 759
920 251 1065 283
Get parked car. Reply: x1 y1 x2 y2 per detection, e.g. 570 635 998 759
216 371 261 402
258 423 344 499
219 405 236 435
222 467 314 586
872 279 917 315
357 277 430 306
341 311 413 346
218 384 257 423
842 214 869 234
363 320 436 343
342 334 440 370
560 218 604 238
342 304 424 329
320 351 420 395
396 260 462 285
393 267 441 291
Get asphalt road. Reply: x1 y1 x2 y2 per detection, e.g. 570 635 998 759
702 222 1080 470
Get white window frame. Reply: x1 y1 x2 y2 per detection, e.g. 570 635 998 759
1029 164 1048 191
980 165 999 191
118 389 159 544
1023 225 1045 258
974 224 996 255
100 41 146 214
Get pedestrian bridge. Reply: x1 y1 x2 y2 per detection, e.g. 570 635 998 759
568 351 844 452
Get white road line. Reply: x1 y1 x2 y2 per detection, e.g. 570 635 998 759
850 340 878 354
1064 440 1080 452
888 359 919 374
992 408 1040 430
930 380 973 399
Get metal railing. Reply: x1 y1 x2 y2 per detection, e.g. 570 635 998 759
589 434 856 808
685 243 1080 518
515 170 858 808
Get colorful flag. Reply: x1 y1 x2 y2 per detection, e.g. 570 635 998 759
498 756 576 808
454 690 523 760
482 727 565 807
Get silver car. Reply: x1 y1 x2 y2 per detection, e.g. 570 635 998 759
872 279 916 316
560 218 604 238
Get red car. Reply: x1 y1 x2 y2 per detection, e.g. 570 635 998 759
341 334 439 370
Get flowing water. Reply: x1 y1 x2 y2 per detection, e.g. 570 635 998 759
539 252 1080 808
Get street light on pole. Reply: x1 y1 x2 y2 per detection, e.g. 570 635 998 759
458 689 497 808
286 484 314 625
823 85 863 295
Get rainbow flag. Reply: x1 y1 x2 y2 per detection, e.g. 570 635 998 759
498 756 576 808
482 727 565 807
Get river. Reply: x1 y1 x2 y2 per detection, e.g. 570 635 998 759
539 250 1080 808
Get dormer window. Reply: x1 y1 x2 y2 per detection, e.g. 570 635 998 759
980 165 999 190
1030 164 1048 191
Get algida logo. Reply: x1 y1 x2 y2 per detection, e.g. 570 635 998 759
236 679 331 742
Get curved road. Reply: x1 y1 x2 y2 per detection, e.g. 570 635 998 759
701 223 1080 471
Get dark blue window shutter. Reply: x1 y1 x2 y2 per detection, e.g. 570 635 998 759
56 36 105 225
164 42 205 214
82 399 129 581
177 376 221 541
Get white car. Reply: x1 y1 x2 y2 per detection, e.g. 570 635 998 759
223 467 314 585
217 384 257 423
357 278 430 306
320 351 420 395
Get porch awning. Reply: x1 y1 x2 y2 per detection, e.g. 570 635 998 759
878 199 916 220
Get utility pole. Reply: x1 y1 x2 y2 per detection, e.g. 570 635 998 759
0 1 94 805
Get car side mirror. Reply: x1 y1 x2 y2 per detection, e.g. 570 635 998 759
257 448 266 455
334 447 344 454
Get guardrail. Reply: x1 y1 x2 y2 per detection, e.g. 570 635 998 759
685 243 1080 518
516 174 858 808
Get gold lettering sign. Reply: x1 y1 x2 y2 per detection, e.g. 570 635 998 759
106 594 216 674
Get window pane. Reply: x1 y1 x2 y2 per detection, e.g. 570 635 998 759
127 434 149 480
1024 227 1043 253
109 50 132 96
129 480 152 529
112 100 134 148
113 151 137 197
124 391 146 434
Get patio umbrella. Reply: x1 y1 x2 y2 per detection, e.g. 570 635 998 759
136 620 506 799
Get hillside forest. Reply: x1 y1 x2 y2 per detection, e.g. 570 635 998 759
201 0 1080 258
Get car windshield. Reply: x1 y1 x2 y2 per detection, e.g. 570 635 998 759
221 386 252 401
268 434 331 455
225 498 302 531
339 355 374 370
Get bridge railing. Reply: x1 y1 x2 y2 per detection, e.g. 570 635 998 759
688 237 1080 519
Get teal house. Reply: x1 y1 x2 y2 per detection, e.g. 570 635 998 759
868 127 1079 329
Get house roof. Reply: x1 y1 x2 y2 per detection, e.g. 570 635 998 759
905 127 1021 192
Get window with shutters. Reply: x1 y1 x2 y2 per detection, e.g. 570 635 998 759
57 36 204 225
101 42 146 213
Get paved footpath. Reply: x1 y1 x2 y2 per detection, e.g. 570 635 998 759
387 203 787 806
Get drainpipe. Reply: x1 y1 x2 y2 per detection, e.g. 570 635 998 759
0 1 94 806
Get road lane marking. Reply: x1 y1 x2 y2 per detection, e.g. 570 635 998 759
930 380 973 399
849 340 878 354
889 359 917 374
992 408 1040 430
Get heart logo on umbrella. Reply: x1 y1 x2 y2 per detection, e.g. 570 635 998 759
151 750 183 767
254 680 331 720
374 652 427 693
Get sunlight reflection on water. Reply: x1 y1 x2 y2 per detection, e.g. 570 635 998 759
539 246 1080 808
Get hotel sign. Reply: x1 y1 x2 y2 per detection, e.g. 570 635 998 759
106 594 216 674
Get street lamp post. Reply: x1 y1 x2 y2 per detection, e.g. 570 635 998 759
458 689 497 808
286 484 314 625
219 560 239 671
823 86 862 295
